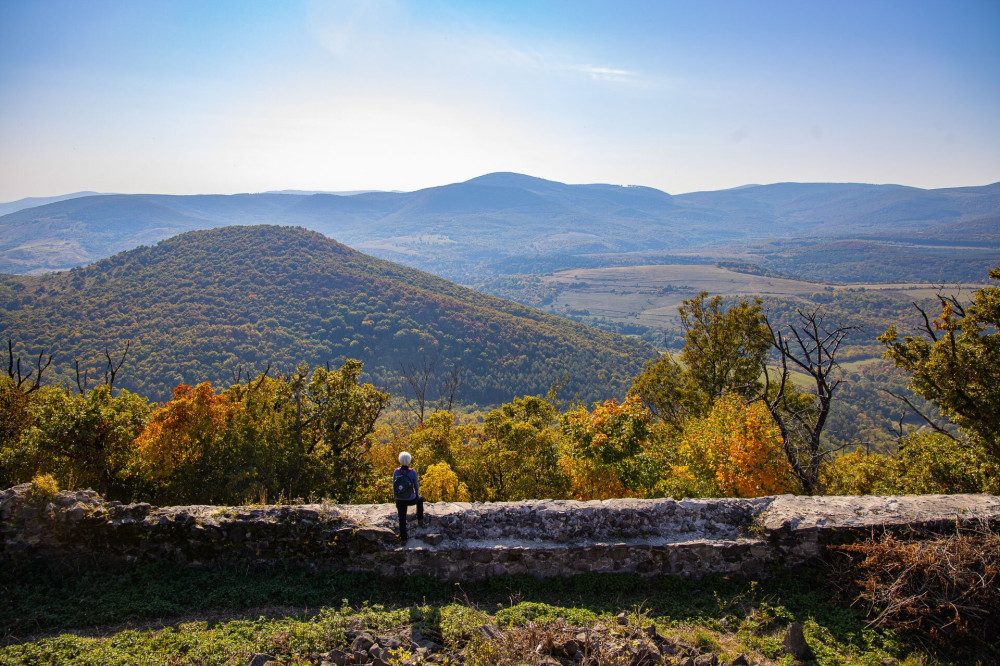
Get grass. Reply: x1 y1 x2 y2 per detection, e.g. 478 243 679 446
0 560 971 665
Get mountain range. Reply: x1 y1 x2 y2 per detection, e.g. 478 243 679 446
3 173 997 280
0 225 654 405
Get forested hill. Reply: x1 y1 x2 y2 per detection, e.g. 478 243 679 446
0 226 655 405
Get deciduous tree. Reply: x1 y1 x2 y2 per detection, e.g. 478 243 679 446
879 266 1000 458
560 396 654 498
421 461 470 502
132 382 232 483
665 394 798 498
822 430 991 495
470 396 569 501
630 292 769 428
23 384 153 498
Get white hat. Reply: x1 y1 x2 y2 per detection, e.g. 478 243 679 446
398 451 412 466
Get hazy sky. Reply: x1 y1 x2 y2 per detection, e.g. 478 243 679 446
1 0 998 201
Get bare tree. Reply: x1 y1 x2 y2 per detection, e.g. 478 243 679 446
74 340 131 395
758 309 857 494
400 353 437 425
103 339 130 393
74 359 90 395
231 362 270 390
5 339 51 394
436 362 463 413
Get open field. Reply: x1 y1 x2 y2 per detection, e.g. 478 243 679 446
540 264 985 330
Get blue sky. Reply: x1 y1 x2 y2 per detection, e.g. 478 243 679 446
1 0 998 200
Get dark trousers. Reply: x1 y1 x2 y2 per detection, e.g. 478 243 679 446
396 496 424 539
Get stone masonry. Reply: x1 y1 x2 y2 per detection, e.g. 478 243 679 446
1 483 997 580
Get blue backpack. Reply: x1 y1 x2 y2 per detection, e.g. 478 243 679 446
393 468 415 500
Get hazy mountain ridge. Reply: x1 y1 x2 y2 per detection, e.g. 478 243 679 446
0 225 654 405
2 173 998 278
0 191 103 217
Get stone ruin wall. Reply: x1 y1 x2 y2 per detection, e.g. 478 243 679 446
2 483 998 581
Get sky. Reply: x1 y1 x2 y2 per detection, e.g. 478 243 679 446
1 0 999 201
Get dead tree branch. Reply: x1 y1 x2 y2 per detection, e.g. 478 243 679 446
757 309 858 494
400 353 437 425
5 339 51 393
102 339 131 392
877 388 959 442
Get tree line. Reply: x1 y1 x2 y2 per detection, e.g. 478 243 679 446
3 266 998 505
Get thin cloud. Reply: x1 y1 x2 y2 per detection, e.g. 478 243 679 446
308 3 643 89
430 31 642 87
577 65 640 83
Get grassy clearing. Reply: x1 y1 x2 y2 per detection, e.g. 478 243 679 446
0 560 976 665
837 359 883 373
539 264 978 332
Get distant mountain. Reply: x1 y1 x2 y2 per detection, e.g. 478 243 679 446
0 225 655 404
1 174 998 279
672 182 985 235
0 193 306 273
263 189 393 196
0 191 102 217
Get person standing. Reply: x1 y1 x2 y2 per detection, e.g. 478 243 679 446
393 451 424 541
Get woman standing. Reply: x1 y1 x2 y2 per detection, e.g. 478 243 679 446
393 451 424 541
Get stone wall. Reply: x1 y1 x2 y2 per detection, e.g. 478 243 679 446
2 483 998 580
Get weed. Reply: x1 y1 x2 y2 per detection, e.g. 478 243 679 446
692 627 721 651
25 474 58 505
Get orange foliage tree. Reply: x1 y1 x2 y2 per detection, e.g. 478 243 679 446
130 361 389 505
132 382 232 482
667 394 799 497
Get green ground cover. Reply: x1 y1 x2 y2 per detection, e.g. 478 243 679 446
0 560 976 665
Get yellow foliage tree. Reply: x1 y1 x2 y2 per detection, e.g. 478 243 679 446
560 396 653 499
405 410 464 469
822 431 992 495
820 449 898 495
557 455 631 500
671 394 799 497
420 461 470 502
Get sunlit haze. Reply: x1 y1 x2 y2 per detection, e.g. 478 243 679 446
1 0 998 201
